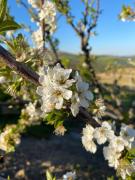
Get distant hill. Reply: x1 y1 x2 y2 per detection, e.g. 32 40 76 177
60 52 135 72
93 55 135 72
59 53 135 88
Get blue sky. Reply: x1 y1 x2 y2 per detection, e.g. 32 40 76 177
8 0 135 56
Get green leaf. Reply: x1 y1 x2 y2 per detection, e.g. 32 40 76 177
126 148 135 160
0 20 21 33
7 175 11 180
0 0 7 22
44 109 69 128
46 170 56 180
107 176 114 180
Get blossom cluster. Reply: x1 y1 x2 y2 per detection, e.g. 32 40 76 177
39 0 56 34
82 122 135 179
21 101 42 126
32 27 44 49
36 63 94 117
93 98 106 118
0 125 21 153
28 0 56 48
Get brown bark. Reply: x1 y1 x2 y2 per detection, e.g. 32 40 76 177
0 45 39 85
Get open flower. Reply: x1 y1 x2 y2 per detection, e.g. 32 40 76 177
41 97 56 113
70 71 94 117
32 27 44 48
52 63 75 88
38 64 74 89
75 72 93 108
54 125 67 136
0 125 20 152
93 98 106 118
38 0 56 34
25 102 41 121
37 64 74 114
82 136 97 153
82 124 97 153
76 81 93 108
94 121 114 144
48 87 72 109
118 159 135 180
40 86 72 113
110 136 125 152
120 124 135 149
103 146 121 169
39 1 56 21
70 93 80 117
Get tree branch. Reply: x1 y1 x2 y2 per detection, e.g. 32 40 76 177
0 45 39 85
87 0 100 39
65 14 81 36
0 44 123 127
0 45 101 127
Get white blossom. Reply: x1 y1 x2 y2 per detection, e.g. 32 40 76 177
120 124 135 149
63 171 76 180
0 76 6 84
43 86 72 110
70 93 80 117
82 136 97 153
0 125 20 152
28 0 40 9
75 72 93 108
76 81 93 108
70 72 94 117
21 102 41 126
118 160 135 179
37 64 74 114
110 136 125 152
39 0 56 34
32 27 44 48
94 121 114 144
16 52 27 62
103 146 121 169
52 64 75 88
54 125 67 136
93 98 106 118
120 165 135 179
29 0 56 34
38 64 74 89
82 124 97 153
25 102 40 121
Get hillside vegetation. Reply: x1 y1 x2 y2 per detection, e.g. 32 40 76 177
60 52 135 72
60 53 135 88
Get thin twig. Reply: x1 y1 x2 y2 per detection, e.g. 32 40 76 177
41 0 46 50
87 0 100 39
47 35 60 63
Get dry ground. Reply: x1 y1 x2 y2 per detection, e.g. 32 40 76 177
0 133 115 180
97 67 135 88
